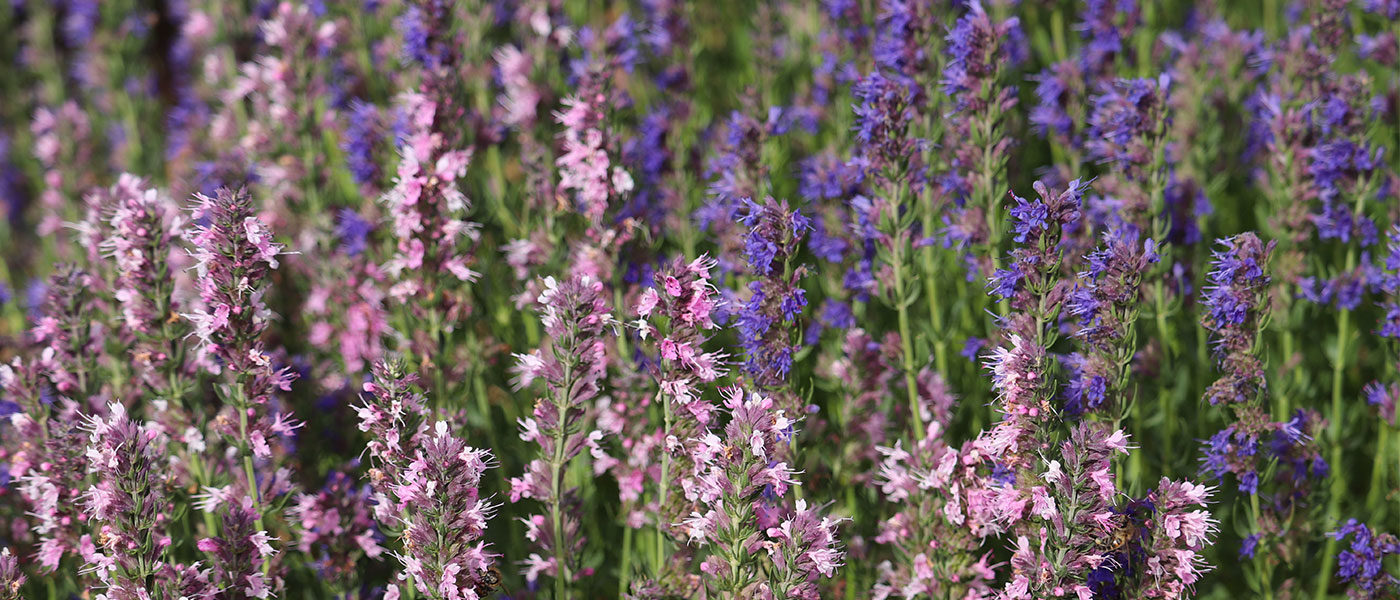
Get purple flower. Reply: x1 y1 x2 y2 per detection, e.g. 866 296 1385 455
1329 520 1400 597
943 1 1026 104
1086 75 1171 169
342 101 382 186
1200 233 1273 405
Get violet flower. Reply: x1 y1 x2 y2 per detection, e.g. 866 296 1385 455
736 197 810 390
1199 233 1273 406
941 1 1025 281
1064 229 1159 415
1329 519 1400 598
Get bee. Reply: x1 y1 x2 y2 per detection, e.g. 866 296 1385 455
722 444 740 463
1108 523 1139 552
472 565 505 597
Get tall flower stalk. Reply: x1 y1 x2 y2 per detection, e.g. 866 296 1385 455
184 187 297 530
678 387 844 598
510 275 617 599
631 255 727 574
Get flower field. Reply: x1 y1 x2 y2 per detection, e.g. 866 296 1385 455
0 0 1398 598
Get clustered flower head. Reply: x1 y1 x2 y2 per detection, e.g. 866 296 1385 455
4 355 89 571
677 387 844 598
942 1 1026 110
98 174 185 380
1329 519 1400 598
510 275 617 586
1200 233 1274 406
29 265 97 397
1064 228 1160 415
392 422 499 600
1088 478 1218 599
197 496 281 599
634 255 728 406
6 1 1400 598
989 179 1086 312
1003 430 1102 598
81 402 209 599
870 420 1000 600
555 82 633 227
1086 75 1171 171
184 188 294 396
736 197 810 388
0 549 24 600
292 471 384 581
1200 408 1328 500
380 92 481 305
355 360 499 600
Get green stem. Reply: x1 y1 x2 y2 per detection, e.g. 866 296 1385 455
550 361 576 600
1251 492 1275 600
656 391 672 572
1317 182 1370 599
893 231 925 440
1369 423 1391 510
1316 304 1352 600
619 524 633 599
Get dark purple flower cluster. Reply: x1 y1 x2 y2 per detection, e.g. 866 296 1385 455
1329 519 1400 598
1200 233 1274 405
942 1 1026 109
737 197 810 387
1086 75 1170 172
988 179 1085 318
1064 229 1159 415
852 71 922 172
